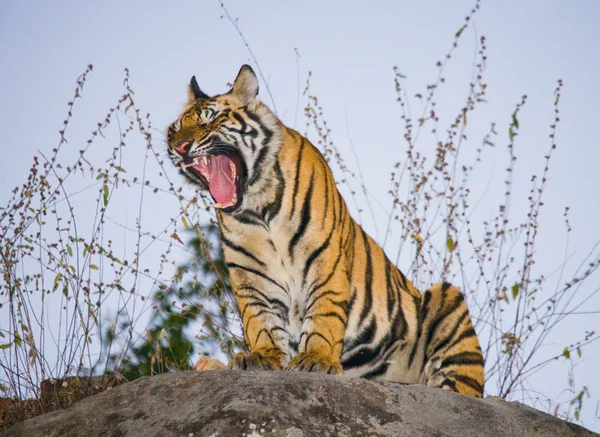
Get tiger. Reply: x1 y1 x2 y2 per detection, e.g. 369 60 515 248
167 65 485 397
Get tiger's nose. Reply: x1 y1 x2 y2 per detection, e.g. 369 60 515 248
174 141 191 155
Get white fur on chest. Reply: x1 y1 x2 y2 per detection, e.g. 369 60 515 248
261 226 305 355
225 218 307 358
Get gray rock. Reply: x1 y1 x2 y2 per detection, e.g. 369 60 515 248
2 370 596 437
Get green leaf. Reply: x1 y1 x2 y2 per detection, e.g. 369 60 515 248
182 217 189 228
509 127 515 142
446 237 455 252
53 273 62 292
511 283 520 299
103 184 109 206
96 172 105 180
67 245 73 257
63 285 69 297
577 347 582 358
512 112 519 129
90 264 99 271
562 347 570 359
114 166 126 173
14 334 22 348
455 27 464 37
0 343 12 350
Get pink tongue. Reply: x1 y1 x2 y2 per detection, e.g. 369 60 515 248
209 155 236 204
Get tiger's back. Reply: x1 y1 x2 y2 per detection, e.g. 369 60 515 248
167 65 484 397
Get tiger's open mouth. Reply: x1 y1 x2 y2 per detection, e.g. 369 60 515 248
180 151 245 213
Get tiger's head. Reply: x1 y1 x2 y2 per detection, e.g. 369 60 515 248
167 65 282 214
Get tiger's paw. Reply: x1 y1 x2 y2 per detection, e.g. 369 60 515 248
194 356 226 371
287 352 343 375
229 350 284 371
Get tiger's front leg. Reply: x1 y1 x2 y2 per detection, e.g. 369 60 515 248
229 281 289 371
287 262 350 375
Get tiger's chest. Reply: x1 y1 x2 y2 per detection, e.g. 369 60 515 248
262 238 305 352
220 219 308 354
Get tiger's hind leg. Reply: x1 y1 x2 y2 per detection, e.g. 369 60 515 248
417 282 484 397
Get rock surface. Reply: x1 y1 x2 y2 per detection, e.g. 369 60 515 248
1 370 597 437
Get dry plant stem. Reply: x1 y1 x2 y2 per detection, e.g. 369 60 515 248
217 0 278 116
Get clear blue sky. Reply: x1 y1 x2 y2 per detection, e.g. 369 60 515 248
1 0 599 430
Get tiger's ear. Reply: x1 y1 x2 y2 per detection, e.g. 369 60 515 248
188 76 209 103
231 65 259 105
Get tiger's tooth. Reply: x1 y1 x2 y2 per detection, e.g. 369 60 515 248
201 156 208 166
213 202 223 209
230 161 236 178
